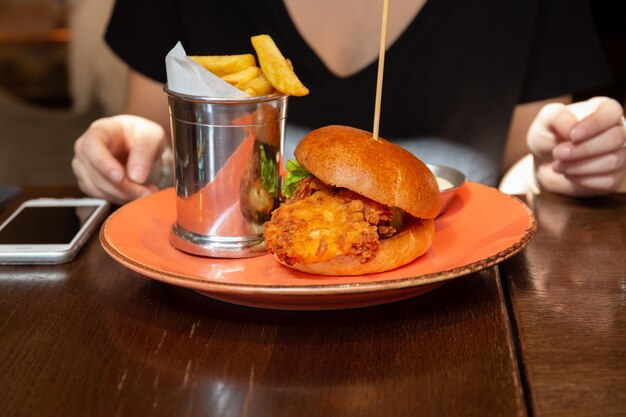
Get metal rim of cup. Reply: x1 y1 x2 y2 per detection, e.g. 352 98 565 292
163 86 288 105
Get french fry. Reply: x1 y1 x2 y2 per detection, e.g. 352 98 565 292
188 54 256 77
221 66 261 87
239 73 276 97
251 35 309 97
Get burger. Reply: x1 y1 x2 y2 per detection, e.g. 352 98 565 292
263 125 440 275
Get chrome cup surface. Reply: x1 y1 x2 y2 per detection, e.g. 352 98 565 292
165 88 287 258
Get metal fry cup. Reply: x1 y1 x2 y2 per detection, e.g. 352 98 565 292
165 88 287 258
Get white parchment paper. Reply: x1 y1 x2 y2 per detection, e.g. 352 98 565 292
165 42 250 98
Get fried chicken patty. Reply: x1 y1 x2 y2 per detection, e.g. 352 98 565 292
264 178 396 266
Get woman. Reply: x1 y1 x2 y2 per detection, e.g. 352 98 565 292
72 0 626 204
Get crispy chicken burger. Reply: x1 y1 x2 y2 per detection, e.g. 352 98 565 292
263 125 440 276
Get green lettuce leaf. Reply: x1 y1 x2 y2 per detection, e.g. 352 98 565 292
259 145 278 198
389 207 404 231
282 159 312 199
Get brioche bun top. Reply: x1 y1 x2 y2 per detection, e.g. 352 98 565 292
294 125 440 219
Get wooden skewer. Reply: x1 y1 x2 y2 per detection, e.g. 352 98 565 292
372 0 389 141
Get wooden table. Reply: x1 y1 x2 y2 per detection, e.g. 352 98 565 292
1 186 624 417
501 192 626 417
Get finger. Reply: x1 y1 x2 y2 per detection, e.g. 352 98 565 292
74 125 127 184
535 161 608 196
73 140 123 201
126 142 163 184
116 178 157 202
73 151 154 204
564 171 625 193
527 103 578 158
121 117 167 183
553 124 626 161
553 148 626 175
72 155 126 203
72 146 113 199
568 97 624 142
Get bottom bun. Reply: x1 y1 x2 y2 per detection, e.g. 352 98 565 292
278 219 435 276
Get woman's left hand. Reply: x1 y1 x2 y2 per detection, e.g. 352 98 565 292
527 96 626 196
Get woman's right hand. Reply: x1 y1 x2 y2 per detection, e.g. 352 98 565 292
72 115 168 205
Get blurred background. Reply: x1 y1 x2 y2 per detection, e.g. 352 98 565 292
0 0 624 187
0 0 126 186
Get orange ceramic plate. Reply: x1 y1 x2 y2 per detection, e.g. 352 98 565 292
100 183 535 310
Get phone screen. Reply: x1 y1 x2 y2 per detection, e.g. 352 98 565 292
0 206 98 245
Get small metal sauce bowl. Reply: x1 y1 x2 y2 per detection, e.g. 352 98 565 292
426 164 467 215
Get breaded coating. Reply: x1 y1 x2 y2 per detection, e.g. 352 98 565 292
264 183 395 266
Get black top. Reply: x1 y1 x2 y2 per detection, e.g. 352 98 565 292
105 0 611 184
